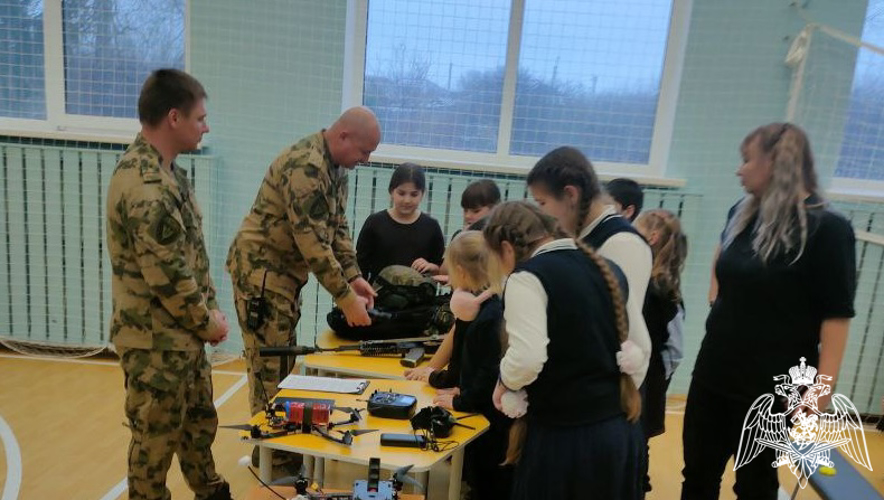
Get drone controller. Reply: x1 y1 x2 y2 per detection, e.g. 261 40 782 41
366 390 417 419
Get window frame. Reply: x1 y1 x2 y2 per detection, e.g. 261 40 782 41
343 0 692 179
0 0 191 144
825 0 884 195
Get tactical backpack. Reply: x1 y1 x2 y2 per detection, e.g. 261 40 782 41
327 265 454 340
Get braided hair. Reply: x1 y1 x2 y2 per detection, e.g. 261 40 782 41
485 201 641 464
526 146 602 234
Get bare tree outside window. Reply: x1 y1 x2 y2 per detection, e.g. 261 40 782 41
363 0 510 153
0 0 45 119
64 0 185 118
362 0 674 164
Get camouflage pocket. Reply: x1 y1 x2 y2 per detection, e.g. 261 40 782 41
120 348 189 393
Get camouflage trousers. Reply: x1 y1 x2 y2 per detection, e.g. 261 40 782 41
117 347 228 500
232 287 301 416
233 285 303 471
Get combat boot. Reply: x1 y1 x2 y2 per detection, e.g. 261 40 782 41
203 483 232 500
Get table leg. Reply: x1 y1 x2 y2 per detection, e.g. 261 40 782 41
258 446 272 483
315 457 325 486
304 455 314 479
447 449 464 500
418 470 430 497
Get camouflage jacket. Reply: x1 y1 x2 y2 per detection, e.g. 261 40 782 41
107 133 218 351
227 131 360 309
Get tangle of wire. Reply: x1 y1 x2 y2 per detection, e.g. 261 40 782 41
413 428 458 452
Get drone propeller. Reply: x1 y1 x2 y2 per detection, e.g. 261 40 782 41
219 424 254 431
333 405 364 416
347 428 379 436
328 406 365 428
338 428 379 446
222 423 295 440
391 464 424 492
313 425 378 445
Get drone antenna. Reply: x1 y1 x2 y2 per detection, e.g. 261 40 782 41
254 370 271 406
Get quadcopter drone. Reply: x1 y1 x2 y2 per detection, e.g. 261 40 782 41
264 457 422 500
222 397 377 446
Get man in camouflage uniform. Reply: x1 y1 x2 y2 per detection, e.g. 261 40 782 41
106 69 232 500
227 106 380 472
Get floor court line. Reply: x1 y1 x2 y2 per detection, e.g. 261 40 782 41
0 353 245 376
97 374 248 500
0 414 23 500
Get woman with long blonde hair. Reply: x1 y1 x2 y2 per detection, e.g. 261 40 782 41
485 201 642 499
683 123 856 499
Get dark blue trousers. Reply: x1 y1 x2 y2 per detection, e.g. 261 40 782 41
511 415 642 500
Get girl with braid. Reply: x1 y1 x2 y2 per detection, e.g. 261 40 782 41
526 146 652 390
683 123 856 499
484 201 643 500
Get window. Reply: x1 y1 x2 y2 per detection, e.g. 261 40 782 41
0 0 185 140
348 0 688 175
834 0 884 183
0 0 46 119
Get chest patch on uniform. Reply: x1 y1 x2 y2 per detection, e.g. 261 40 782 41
308 194 330 220
153 212 182 245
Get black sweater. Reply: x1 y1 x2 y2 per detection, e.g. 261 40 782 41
428 296 507 422
356 210 445 282
695 196 856 401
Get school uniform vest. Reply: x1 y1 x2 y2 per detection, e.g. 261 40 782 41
582 212 644 249
512 249 623 426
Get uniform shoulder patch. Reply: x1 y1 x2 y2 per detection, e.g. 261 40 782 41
152 209 183 246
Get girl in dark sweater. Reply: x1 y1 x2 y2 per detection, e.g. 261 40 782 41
633 209 688 493
429 230 512 500
355 163 445 281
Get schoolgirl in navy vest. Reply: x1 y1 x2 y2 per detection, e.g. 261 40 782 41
525 146 652 389
683 123 856 499
485 201 643 500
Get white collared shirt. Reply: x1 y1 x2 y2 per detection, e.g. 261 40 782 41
500 238 573 390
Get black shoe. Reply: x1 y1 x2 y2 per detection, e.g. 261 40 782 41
204 483 232 500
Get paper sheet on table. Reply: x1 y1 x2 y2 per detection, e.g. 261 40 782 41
277 374 369 394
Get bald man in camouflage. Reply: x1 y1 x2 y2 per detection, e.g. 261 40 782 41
227 107 380 472
106 69 232 500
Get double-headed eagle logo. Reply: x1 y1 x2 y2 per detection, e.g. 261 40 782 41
734 357 873 488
